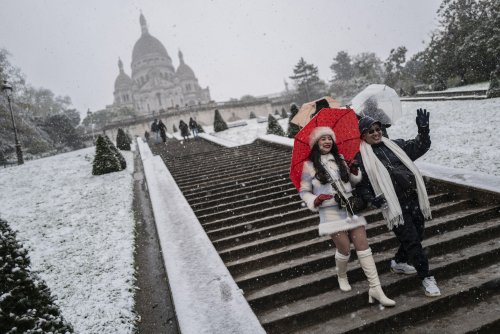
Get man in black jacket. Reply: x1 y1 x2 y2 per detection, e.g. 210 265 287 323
354 109 441 297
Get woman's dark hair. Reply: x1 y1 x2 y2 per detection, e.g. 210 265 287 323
310 141 349 184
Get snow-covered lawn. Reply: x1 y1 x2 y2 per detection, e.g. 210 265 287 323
0 98 498 333
209 98 500 176
0 147 136 333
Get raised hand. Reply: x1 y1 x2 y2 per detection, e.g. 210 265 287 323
314 194 334 207
416 108 430 128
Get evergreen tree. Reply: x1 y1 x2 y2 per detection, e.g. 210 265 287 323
330 51 355 81
287 103 301 138
0 218 74 333
92 135 121 175
116 128 131 151
173 124 177 132
213 109 228 132
267 114 285 136
281 107 288 119
290 57 326 104
104 135 126 170
274 109 280 116
144 131 150 141
249 111 256 119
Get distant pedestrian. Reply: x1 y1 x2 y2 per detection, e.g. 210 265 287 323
179 120 190 141
189 117 199 139
158 119 167 143
151 119 160 144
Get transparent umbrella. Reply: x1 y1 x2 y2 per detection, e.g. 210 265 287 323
351 84 402 125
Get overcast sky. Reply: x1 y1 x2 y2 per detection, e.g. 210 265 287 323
1 0 442 115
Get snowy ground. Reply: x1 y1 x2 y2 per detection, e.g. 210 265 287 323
0 98 498 333
0 147 136 333
209 99 500 177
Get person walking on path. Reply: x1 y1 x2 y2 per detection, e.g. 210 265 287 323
300 126 395 307
354 109 441 297
151 119 160 144
179 120 190 142
189 117 199 140
158 119 167 143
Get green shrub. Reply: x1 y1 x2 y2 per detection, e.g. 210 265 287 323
92 135 122 175
104 135 126 170
0 218 74 333
213 109 228 132
267 114 285 136
116 128 131 151
281 108 288 119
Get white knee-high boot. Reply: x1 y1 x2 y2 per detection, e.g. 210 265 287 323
357 248 396 307
335 250 351 292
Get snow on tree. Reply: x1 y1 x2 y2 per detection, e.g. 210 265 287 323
213 109 228 132
92 135 121 175
281 108 288 119
116 128 131 151
287 103 301 138
267 114 285 136
0 218 74 333
104 135 126 170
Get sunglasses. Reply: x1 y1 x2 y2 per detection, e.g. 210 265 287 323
367 127 382 135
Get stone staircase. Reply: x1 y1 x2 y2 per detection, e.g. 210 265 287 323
150 138 500 333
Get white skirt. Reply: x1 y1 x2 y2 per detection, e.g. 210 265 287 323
318 206 367 236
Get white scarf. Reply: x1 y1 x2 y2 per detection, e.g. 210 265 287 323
360 137 432 230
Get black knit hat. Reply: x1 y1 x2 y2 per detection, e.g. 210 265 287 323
358 116 381 135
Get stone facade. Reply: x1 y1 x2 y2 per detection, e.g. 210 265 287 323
112 13 210 117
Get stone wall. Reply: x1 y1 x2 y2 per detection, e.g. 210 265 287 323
98 97 293 139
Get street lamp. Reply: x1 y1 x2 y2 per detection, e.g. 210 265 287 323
1 80 24 165
87 109 95 143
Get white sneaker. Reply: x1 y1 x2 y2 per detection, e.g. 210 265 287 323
390 260 417 275
422 276 441 297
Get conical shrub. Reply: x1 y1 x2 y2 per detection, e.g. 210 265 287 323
287 103 301 138
104 135 126 170
249 111 256 119
92 135 121 175
267 114 285 136
116 128 131 151
213 109 228 132
0 218 74 333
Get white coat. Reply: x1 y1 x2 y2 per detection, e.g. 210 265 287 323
300 153 367 236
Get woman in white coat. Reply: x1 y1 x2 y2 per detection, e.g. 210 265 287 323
300 126 395 307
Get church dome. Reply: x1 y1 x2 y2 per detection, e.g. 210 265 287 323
114 58 133 90
132 34 170 63
132 13 171 64
176 50 196 80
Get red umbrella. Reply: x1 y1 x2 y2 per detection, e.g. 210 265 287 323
289 108 361 190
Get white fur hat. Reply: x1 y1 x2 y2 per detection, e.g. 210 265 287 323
309 126 336 148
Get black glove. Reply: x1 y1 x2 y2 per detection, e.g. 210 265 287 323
370 194 386 209
416 108 430 133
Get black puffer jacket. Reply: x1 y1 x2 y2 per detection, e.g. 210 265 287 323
355 131 431 203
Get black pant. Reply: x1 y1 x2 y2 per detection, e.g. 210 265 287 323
392 196 430 279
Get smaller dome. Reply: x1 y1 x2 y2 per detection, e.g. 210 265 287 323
114 58 133 90
176 50 196 80
115 72 133 91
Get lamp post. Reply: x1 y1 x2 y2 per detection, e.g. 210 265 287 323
2 80 23 165
87 109 95 143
